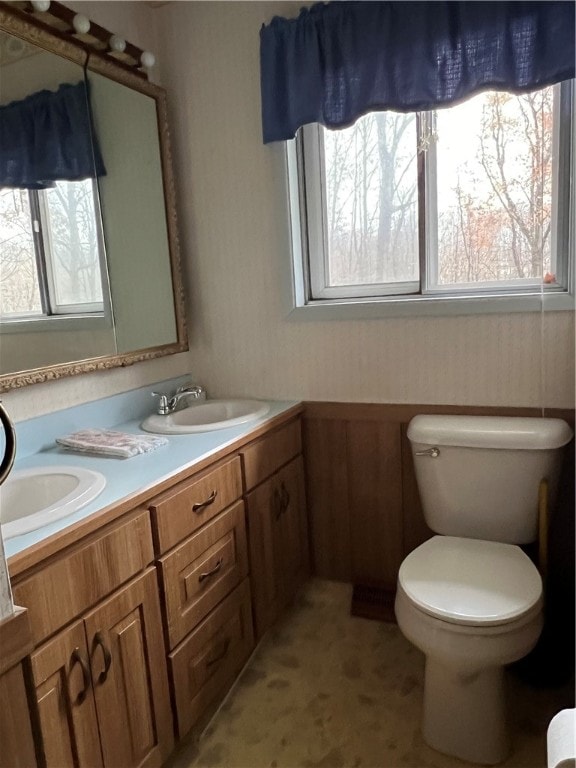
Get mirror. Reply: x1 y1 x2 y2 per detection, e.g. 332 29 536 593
0 6 187 390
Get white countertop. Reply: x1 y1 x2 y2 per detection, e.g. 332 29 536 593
5 400 300 562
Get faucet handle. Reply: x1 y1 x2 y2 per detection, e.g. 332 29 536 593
151 391 170 415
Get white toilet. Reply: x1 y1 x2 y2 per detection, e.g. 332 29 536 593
395 415 573 765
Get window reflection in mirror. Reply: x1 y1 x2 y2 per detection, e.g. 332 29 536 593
0 32 115 371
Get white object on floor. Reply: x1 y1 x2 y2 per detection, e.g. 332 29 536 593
547 709 576 768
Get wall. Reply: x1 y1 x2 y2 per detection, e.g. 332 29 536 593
2 1 191 423
157 1 575 410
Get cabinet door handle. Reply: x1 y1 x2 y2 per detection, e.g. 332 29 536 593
280 482 290 513
272 487 283 520
70 647 91 705
198 557 223 583
192 489 218 513
205 637 231 668
93 631 112 684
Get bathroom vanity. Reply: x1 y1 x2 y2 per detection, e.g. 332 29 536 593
4 404 309 768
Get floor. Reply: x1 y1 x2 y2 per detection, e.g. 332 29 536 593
167 580 573 768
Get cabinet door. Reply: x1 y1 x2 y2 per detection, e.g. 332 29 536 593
245 455 309 638
245 475 282 638
31 620 102 768
276 456 309 606
84 569 173 768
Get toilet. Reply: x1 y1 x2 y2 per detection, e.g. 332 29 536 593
395 415 573 765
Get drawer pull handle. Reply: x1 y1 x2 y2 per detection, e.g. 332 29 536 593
93 631 112 684
192 489 218 513
198 557 224 583
206 637 231 668
70 647 91 705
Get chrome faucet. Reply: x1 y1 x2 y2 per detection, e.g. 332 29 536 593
0 400 16 487
151 383 206 415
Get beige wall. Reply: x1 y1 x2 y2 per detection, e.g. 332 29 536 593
157 1 574 409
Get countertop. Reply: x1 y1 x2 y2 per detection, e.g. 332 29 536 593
5 400 301 573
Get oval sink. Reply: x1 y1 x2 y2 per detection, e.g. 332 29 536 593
0 466 106 539
141 399 270 434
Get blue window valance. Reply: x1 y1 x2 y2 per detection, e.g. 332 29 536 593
0 80 106 190
260 1 576 144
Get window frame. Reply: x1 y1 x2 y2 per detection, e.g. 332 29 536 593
0 179 111 325
286 81 575 319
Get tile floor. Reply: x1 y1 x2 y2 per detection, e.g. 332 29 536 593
167 580 573 768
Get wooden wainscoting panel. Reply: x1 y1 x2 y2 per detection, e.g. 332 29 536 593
400 424 433 555
347 421 403 588
303 402 574 594
302 418 351 581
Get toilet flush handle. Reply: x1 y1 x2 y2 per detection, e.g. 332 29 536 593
415 447 440 458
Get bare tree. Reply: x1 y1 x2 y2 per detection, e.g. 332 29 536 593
478 90 553 279
325 112 418 286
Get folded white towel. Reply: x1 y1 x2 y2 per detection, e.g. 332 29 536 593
56 429 168 459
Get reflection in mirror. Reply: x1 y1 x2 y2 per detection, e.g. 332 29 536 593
0 33 115 371
0 6 187 390
88 70 177 353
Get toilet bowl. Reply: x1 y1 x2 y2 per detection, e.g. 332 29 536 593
395 536 544 765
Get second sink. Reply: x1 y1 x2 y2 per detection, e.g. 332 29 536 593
0 466 107 539
141 399 270 434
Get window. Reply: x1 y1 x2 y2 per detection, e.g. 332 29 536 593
289 82 574 315
0 179 106 320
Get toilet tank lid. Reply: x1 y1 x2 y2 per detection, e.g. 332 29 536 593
407 415 573 450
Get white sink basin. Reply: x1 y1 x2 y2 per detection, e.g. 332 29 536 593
0 466 106 539
141 399 270 434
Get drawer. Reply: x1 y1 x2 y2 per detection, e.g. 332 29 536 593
150 456 242 553
169 579 254 739
241 419 302 490
12 510 153 646
159 501 249 649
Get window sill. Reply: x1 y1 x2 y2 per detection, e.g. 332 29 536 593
287 291 575 321
0 313 111 334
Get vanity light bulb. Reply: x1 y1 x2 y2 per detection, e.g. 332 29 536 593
72 13 90 34
31 0 51 10
109 35 126 53
140 51 156 69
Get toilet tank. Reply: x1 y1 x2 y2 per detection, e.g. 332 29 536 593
407 415 573 544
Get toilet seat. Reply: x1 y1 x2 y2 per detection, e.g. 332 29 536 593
398 536 542 627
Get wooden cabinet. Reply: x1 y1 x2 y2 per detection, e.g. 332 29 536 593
169 579 254 738
158 500 249 648
12 512 173 768
151 454 254 739
150 457 243 553
0 608 39 768
6 408 308 765
13 510 154 647
31 569 173 768
243 422 309 639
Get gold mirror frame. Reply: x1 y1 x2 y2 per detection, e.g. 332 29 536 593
0 3 188 392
